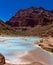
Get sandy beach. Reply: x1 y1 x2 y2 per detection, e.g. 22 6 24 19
5 46 53 65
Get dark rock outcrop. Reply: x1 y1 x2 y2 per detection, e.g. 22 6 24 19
0 53 5 65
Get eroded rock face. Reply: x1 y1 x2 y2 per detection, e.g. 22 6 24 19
36 37 53 52
5 7 53 36
6 7 53 27
0 53 5 65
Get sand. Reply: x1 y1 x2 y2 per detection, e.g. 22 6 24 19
4 46 53 65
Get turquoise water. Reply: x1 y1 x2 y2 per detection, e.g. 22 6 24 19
0 37 42 62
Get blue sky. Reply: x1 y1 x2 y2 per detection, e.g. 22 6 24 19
0 0 53 22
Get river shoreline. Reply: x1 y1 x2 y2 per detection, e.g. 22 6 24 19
0 36 42 65
0 36 53 65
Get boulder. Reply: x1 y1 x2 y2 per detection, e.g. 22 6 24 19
0 53 5 65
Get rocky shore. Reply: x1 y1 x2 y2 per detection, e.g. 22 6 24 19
36 37 53 53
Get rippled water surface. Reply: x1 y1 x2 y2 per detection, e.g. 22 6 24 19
0 36 42 63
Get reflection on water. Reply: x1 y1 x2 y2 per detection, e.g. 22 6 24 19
0 36 42 64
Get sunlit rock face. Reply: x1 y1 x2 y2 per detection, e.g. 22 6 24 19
36 37 53 52
6 7 53 27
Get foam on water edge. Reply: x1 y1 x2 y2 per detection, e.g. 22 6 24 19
0 36 42 64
